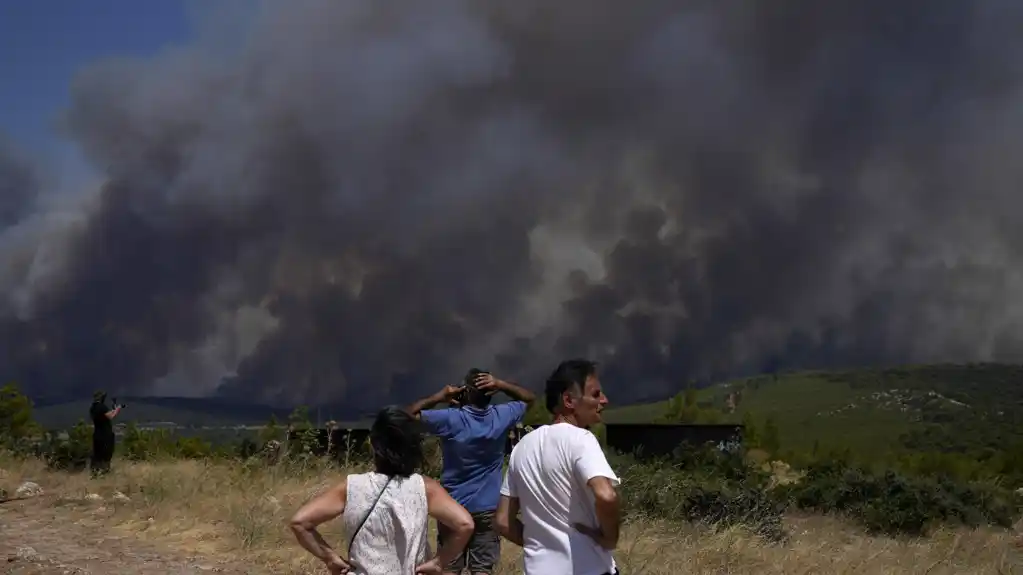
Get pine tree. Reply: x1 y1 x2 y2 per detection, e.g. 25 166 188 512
0 383 38 450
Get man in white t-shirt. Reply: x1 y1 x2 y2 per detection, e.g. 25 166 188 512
495 358 621 575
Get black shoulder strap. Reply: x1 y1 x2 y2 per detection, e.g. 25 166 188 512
348 475 392 552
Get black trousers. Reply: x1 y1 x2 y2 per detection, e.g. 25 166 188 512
91 432 115 475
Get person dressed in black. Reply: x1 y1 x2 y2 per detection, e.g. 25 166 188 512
89 391 122 476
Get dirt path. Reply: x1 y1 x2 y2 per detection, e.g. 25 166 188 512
0 499 254 575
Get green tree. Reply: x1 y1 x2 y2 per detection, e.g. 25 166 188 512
0 383 39 451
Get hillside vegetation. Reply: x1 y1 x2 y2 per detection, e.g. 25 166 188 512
608 363 1023 464
30 397 299 429
25 363 1023 485
26 364 1023 466
3 378 1023 573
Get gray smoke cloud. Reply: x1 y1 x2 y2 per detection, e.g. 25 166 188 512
4 0 1023 409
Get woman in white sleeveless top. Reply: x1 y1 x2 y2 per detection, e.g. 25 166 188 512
290 406 474 574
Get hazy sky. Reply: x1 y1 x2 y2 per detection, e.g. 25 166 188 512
0 0 190 170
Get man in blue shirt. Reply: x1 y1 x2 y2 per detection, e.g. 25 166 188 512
406 369 536 575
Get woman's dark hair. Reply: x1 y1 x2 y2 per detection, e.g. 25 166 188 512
370 406 424 477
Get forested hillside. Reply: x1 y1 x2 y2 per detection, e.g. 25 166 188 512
29 362 1023 478
607 363 1023 465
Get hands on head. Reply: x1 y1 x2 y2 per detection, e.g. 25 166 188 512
440 373 505 406
439 384 465 407
472 372 503 396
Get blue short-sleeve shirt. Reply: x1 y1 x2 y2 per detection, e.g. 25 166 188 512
420 401 528 513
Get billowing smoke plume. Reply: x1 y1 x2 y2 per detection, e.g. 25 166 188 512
5 0 1023 408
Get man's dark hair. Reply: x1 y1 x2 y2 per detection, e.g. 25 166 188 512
462 368 493 409
370 406 425 477
545 359 598 413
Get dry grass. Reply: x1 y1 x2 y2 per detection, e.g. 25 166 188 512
2 455 1022 574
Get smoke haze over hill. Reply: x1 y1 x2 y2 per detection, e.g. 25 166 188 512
3 0 1023 407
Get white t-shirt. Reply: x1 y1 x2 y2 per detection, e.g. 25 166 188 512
500 422 621 575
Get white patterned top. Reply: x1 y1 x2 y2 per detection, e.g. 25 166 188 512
343 472 431 575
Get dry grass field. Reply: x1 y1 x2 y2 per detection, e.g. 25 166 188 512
2 455 1022 574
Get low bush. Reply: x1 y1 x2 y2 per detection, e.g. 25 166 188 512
37 421 92 471
236 437 260 459
611 448 787 542
121 423 216 461
775 459 1022 536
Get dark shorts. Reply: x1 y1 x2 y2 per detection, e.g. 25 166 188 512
437 509 500 574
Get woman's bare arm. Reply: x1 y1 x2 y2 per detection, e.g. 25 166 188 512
289 478 350 569
424 477 474 566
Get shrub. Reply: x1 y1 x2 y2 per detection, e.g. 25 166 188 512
288 427 322 458
236 437 260 459
281 406 323 459
775 459 1022 536
610 448 786 542
176 435 215 459
37 420 92 471
668 442 769 485
121 423 214 461
0 384 40 454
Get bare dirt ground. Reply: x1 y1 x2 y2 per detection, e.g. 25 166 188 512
1 497 255 575
3 455 1023 574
